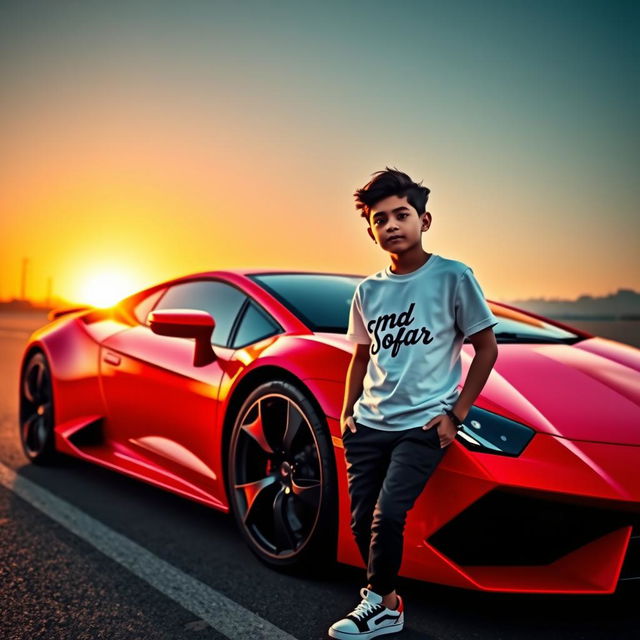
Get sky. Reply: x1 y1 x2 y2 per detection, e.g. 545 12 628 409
0 0 638 306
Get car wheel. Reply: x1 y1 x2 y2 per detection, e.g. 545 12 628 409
227 379 338 573
19 351 61 465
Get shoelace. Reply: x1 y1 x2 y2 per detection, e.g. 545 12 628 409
350 590 383 621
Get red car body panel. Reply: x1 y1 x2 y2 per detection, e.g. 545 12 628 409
20 269 640 594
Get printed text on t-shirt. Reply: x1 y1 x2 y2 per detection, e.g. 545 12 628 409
366 302 434 357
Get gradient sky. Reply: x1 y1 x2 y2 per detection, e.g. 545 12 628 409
1 0 638 306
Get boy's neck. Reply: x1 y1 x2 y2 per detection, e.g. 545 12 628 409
388 248 433 275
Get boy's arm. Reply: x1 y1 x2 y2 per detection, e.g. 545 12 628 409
341 344 370 420
451 326 498 422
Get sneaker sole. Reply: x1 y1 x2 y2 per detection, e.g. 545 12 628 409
328 620 404 640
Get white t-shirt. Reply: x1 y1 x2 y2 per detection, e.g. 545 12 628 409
346 253 498 431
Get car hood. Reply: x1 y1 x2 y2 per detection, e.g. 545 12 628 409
313 333 640 446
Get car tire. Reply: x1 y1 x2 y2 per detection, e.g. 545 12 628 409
19 351 62 465
226 379 338 575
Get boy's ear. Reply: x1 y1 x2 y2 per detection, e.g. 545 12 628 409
367 226 376 243
422 211 432 229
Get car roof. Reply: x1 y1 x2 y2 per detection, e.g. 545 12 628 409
173 268 367 279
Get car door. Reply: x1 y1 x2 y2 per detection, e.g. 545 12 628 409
100 279 248 501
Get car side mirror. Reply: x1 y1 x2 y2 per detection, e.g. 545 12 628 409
148 309 217 367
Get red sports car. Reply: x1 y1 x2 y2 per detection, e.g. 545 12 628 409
19 268 640 594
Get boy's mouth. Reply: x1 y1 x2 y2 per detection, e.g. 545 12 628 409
388 235 404 242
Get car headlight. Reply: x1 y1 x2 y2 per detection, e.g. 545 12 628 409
456 406 535 456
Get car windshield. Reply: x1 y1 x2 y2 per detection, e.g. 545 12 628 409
247 273 584 344
491 307 583 344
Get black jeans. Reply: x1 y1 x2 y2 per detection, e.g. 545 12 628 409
342 420 447 596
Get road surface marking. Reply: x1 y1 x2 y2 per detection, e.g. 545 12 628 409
0 461 299 640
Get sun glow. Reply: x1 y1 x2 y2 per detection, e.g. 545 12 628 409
79 270 138 307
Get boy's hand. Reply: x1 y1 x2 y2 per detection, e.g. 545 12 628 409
422 414 458 448
341 414 357 436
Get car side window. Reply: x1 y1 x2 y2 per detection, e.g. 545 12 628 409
231 301 281 348
154 280 248 347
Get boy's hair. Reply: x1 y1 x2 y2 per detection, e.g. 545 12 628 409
354 167 430 223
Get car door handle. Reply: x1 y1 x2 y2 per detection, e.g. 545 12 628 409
103 352 121 366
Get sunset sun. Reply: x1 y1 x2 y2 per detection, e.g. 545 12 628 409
79 270 136 307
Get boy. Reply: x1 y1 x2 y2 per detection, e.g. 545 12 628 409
328 168 499 639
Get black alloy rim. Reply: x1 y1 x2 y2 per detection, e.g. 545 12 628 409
21 357 53 456
232 393 323 559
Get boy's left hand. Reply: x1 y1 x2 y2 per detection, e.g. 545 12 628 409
422 414 459 448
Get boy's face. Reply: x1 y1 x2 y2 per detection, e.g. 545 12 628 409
366 194 431 253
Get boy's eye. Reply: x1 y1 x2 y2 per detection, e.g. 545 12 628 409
374 213 407 225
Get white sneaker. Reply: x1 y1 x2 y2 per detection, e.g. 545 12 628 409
328 587 404 639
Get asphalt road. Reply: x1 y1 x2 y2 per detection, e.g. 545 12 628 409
0 312 638 640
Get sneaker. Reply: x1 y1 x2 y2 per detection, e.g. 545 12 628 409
328 587 404 639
